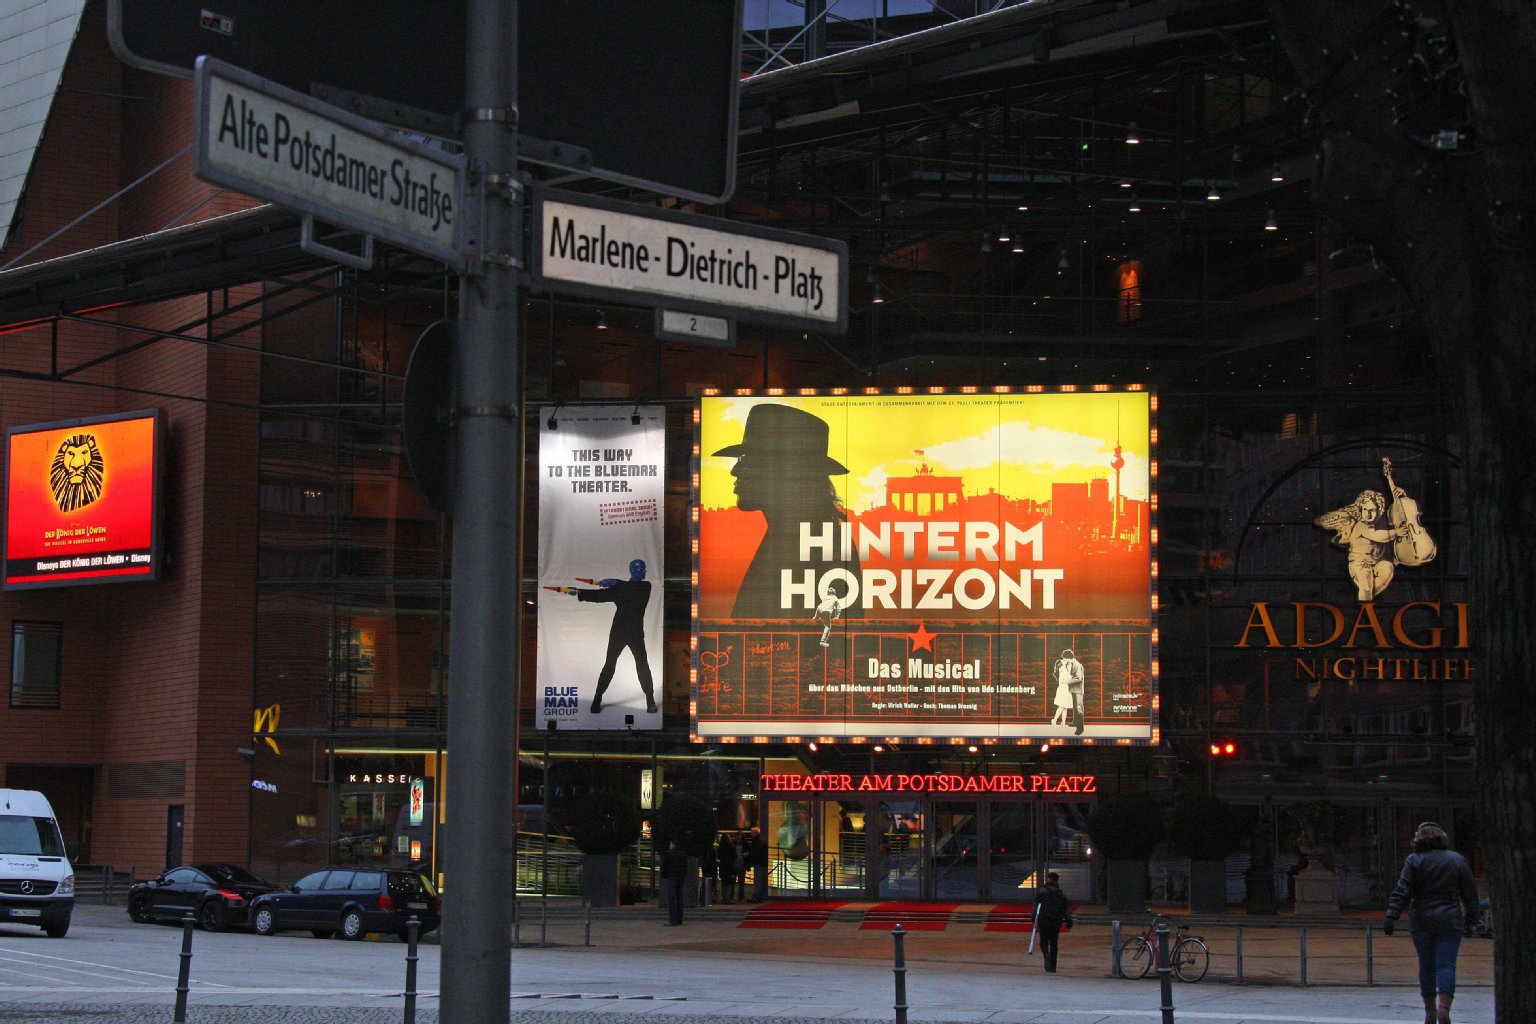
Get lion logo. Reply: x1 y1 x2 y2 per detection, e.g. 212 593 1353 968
50 433 104 512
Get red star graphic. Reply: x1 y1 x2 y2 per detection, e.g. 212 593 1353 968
906 622 936 653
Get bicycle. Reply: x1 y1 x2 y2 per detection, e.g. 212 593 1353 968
1119 913 1210 982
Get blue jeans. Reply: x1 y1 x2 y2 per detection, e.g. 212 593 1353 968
1411 929 1462 1000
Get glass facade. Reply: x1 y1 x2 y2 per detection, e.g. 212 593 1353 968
243 245 1473 908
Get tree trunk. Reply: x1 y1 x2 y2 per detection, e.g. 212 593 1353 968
1268 3 1536 1018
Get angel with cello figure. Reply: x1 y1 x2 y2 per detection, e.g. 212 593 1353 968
1314 458 1436 602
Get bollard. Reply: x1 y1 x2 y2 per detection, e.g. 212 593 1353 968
891 923 908 1024
404 916 420 1024
1111 920 1123 978
1154 918 1175 1024
173 912 195 1023
1236 926 1244 985
1300 926 1308 987
540 897 548 948
1365 925 1374 986
584 901 592 947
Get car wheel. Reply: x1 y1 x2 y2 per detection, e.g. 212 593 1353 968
339 909 366 940
310 929 335 939
252 906 277 936
128 896 153 924
198 900 226 932
43 920 68 938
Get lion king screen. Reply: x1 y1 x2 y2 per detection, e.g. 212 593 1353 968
4 410 160 589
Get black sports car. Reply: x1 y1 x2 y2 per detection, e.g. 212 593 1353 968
126 863 277 931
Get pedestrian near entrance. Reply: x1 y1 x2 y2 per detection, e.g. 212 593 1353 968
717 833 739 903
1384 822 1478 1024
748 827 770 901
660 838 689 926
699 838 717 907
1032 871 1073 973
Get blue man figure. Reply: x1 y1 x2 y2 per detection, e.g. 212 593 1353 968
553 558 656 714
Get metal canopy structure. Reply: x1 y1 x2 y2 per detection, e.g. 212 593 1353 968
0 1 1379 390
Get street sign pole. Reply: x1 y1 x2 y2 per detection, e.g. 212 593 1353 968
442 0 519 1021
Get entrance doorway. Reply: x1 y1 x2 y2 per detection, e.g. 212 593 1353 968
4 765 93 863
760 795 1096 901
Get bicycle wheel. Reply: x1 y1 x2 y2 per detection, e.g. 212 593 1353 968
1173 937 1209 983
1121 935 1154 979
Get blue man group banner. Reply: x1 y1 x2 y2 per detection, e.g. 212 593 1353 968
537 406 665 730
694 389 1156 743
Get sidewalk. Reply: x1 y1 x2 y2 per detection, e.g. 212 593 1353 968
513 898 1494 990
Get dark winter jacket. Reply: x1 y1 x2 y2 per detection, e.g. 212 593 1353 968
660 846 689 882
1386 847 1478 935
1034 881 1072 929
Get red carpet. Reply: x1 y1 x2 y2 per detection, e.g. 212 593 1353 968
738 900 851 929
858 901 958 930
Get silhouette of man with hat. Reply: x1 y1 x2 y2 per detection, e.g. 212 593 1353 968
712 403 862 620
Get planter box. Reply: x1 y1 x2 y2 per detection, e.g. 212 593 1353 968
580 854 620 907
1107 859 1147 914
1188 859 1228 914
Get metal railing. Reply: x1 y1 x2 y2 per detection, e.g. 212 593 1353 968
71 864 134 905
1110 919 1495 987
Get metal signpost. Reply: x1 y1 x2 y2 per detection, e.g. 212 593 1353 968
440 4 519 1021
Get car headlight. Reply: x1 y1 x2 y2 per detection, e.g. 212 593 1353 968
58 874 75 896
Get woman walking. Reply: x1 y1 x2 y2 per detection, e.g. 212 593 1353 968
1383 822 1478 1024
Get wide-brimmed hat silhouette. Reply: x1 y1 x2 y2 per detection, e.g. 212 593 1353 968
713 403 848 475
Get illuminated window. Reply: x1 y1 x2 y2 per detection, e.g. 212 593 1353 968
1116 260 1143 323
10 621 62 709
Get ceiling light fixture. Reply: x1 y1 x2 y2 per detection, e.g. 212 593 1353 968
596 309 608 329
1125 122 1140 145
1128 196 1142 212
1058 249 1070 270
1206 182 1221 201
1265 209 1279 231
1011 237 1025 254
1270 163 1284 182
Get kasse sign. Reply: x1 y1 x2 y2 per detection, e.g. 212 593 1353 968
532 189 848 334
192 58 463 268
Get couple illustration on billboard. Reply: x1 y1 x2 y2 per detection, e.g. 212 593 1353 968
1050 649 1086 735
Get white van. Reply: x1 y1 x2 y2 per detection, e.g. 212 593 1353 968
0 789 74 937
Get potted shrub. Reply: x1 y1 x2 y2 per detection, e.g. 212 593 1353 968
1088 796 1166 914
568 789 642 908
1280 799 1346 912
652 794 718 907
1168 796 1249 914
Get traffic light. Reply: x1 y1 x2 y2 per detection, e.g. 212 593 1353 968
1208 740 1238 757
